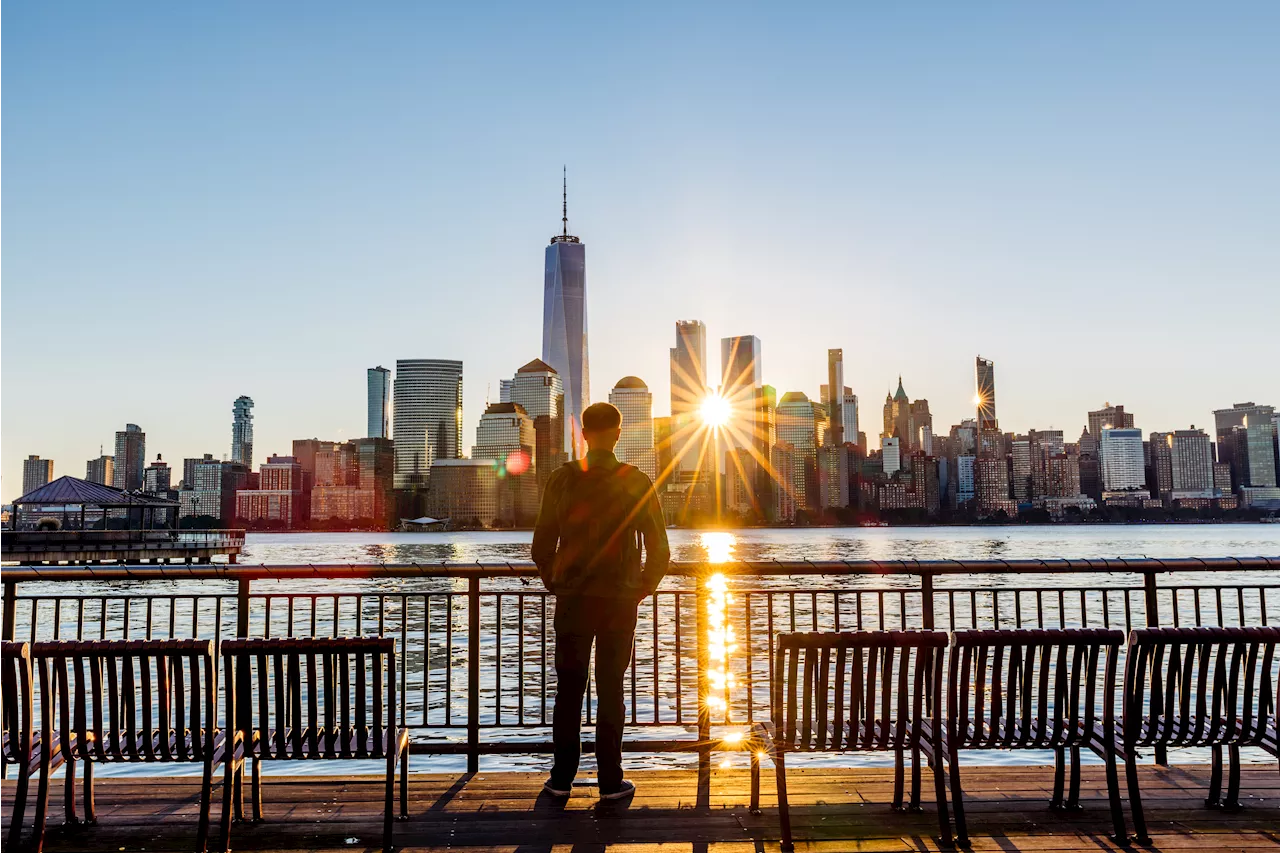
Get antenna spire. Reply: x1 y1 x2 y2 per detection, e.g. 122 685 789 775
562 165 568 237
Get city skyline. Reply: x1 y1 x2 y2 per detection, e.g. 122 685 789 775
4 4 1278 498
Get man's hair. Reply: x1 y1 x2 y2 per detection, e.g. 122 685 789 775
581 402 622 432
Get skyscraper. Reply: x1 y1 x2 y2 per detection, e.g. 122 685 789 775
1169 428 1214 494
542 172 589 458
1213 402 1276 486
471 402 539 525
113 424 146 491
1099 428 1146 492
609 376 657 480
777 391 819 511
975 357 997 433
671 320 708 417
22 456 53 497
720 334 762 454
367 366 391 439
508 358 566 495
392 359 463 489
232 396 254 468
825 349 845 446
144 454 172 494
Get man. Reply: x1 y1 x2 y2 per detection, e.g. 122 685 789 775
532 401 670 800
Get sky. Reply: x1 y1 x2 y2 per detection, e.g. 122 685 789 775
3 2 1278 501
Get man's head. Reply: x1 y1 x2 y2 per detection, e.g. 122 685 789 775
581 402 623 453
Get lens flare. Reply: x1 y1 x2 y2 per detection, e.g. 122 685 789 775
700 394 732 428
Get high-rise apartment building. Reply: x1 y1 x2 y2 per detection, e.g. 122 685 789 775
367 366 391 439
1045 454 1081 498
818 444 851 509
1099 428 1146 492
975 357 998 433
542 175 589 458
1148 432 1174 499
825 349 845 446
882 436 901 476
609 377 657 480
1088 404 1135 439
179 455 249 525
392 359 463 489
22 456 54 497
507 359 566 494
231 396 254 468
236 455 307 528
86 455 114 486
113 424 146 491
310 438 395 528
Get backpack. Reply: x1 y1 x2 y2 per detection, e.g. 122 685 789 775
551 461 644 593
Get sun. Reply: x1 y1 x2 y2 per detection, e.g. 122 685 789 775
700 394 732 428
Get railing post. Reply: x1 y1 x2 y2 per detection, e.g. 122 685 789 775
235 577 252 739
695 568 711 809
467 575 481 774
920 571 936 631
2 581 16 641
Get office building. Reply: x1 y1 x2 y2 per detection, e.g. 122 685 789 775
1169 428 1214 495
818 444 851 509
542 175 589 457
975 456 1014 515
231 396 254 467
113 424 146 492
367 366 391 439
471 402 538 525
821 385 859 449
143 455 172 494
427 459 502 527
1100 428 1146 492
609 377 657 480
1228 419 1278 489
653 416 674 486
236 455 307 528
392 359 463 489
975 357 998 433
670 320 708 418
777 392 819 511
724 447 760 516
22 456 54 497
498 379 513 403
1088 403 1135 439
86 455 114 487
955 455 976 505
720 335 762 396
771 442 798 522
508 358 566 494
882 436 901 476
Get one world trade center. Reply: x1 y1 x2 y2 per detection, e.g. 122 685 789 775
542 170 589 458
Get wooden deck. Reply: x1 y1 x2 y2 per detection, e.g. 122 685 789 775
5 764 1280 852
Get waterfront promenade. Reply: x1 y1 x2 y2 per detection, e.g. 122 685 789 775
6 765 1279 851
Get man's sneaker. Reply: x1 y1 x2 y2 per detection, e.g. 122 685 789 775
542 780 571 797
599 780 636 800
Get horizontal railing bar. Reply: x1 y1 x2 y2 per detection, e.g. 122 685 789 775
4 556 1278 582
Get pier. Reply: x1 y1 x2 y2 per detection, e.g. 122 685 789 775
3 558 1278 852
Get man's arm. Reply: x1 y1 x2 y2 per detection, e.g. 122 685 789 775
636 478 670 598
531 467 563 591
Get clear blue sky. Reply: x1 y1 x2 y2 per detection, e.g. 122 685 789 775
4 2 1278 501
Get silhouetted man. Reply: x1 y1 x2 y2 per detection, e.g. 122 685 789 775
532 401 670 800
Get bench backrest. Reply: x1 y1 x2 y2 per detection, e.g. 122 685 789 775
221 636 397 759
948 628 1123 749
30 638 217 762
1123 626 1279 748
772 630 947 751
2 641 34 765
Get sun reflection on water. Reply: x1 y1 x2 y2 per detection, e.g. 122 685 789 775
700 531 736 564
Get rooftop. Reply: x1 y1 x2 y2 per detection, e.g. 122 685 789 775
517 358 558 374
13 475 177 507
614 375 648 389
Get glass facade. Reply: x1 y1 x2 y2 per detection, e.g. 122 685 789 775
609 377 657 481
367 366 391 439
232 396 254 467
1100 428 1146 491
392 359 464 489
543 238 589 458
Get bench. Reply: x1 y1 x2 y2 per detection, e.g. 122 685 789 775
220 636 409 853
27 638 221 852
749 630 952 851
3 641 47 851
1120 625 1280 843
944 628 1128 844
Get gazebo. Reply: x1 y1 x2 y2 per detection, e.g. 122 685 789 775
11 475 180 531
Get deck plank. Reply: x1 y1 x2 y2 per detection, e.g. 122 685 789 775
4 764 1279 852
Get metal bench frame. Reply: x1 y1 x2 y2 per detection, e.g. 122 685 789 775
220 636 408 853
1120 625 1280 843
749 630 952 851
944 628 1128 845
24 638 220 853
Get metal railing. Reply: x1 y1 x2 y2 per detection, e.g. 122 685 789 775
3 557 1277 773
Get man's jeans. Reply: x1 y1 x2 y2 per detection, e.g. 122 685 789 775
550 595 638 791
